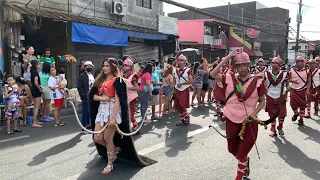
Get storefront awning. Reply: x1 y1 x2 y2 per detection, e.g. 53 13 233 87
128 31 168 40
72 23 128 47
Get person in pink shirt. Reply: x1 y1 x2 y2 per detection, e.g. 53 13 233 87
211 50 268 180
138 63 153 123
289 56 310 126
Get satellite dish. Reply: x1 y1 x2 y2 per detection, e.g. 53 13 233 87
115 3 123 13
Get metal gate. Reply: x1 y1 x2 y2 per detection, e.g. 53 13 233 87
126 42 159 63
74 43 121 72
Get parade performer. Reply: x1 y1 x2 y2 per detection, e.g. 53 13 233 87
211 50 268 180
289 56 310 126
306 59 319 117
89 58 155 174
121 57 140 131
214 60 231 116
264 56 289 137
173 54 193 126
314 56 320 106
254 58 267 75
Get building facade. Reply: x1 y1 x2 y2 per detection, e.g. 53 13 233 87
168 1 289 63
1 0 177 87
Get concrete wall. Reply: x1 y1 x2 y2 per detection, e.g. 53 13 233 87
7 0 163 30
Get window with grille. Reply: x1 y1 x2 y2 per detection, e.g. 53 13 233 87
136 0 152 9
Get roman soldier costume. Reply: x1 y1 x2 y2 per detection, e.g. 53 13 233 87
221 52 268 180
173 54 192 126
122 59 140 131
264 57 288 137
254 58 267 75
289 56 309 126
214 66 231 115
306 59 319 117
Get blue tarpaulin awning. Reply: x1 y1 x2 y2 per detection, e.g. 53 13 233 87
128 31 168 40
72 22 128 46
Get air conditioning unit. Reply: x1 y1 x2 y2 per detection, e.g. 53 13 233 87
112 1 127 16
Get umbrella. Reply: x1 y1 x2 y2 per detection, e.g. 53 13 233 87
176 48 202 56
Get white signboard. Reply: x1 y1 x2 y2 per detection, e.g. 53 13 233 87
204 35 214 45
157 15 178 35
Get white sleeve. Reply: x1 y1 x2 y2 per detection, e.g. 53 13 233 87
48 77 55 88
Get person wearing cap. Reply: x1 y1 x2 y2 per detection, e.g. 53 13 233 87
122 56 140 131
289 56 310 126
264 56 289 137
306 59 320 117
254 58 267 75
173 54 193 126
77 61 95 133
210 50 268 180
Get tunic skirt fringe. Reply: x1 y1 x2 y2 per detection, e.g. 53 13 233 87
95 101 122 127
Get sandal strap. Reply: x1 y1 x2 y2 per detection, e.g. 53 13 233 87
237 167 246 173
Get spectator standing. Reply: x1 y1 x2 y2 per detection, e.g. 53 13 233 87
78 59 86 75
48 67 65 127
22 46 38 87
150 63 162 119
138 63 153 123
30 60 43 128
4 75 22 134
39 62 53 122
77 61 95 133
40 48 55 67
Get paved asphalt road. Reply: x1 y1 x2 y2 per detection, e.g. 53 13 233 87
0 102 319 180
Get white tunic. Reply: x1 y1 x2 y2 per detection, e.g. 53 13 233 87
255 66 267 75
265 70 288 99
311 68 320 88
173 67 191 91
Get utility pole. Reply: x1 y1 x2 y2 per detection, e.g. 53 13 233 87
227 2 230 20
295 0 303 57
284 18 290 64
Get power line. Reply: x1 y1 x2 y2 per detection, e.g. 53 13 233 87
218 0 276 23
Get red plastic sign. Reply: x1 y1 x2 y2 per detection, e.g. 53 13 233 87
246 26 260 38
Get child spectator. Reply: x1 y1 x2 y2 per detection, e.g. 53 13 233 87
4 75 22 135
48 67 65 127
57 67 67 98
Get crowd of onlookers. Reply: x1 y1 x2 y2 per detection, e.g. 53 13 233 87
2 46 67 135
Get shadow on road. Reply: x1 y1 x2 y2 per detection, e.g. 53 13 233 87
27 134 82 166
164 123 202 157
76 154 142 180
273 137 320 180
297 125 320 145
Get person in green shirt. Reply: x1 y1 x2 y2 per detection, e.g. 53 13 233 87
39 62 54 121
40 48 55 67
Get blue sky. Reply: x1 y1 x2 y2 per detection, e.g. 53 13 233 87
163 0 320 40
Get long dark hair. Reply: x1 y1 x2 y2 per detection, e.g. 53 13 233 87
142 63 153 75
42 62 51 74
15 76 27 85
43 48 52 58
94 58 120 88
193 62 200 75
30 60 39 72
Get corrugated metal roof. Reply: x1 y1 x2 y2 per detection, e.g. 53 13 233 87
5 3 162 35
